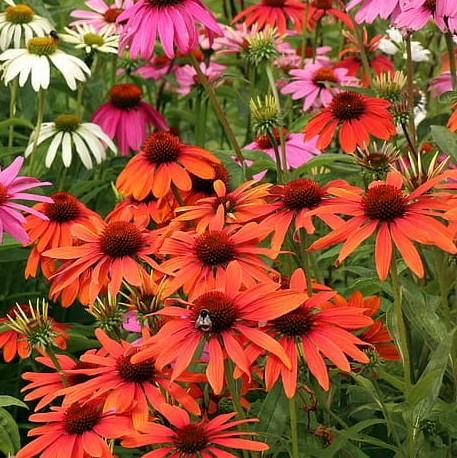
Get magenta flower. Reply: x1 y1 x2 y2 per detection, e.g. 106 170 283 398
91 83 168 156
346 0 401 23
175 61 226 95
70 0 134 33
117 0 222 59
429 72 453 97
281 62 359 111
0 156 52 244
244 132 321 170
395 0 452 32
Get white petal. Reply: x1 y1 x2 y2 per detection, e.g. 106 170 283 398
45 131 63 168
18 54 33 86
61 132 73 167
79 123 116 152
72 131 93 169
13 24 21 48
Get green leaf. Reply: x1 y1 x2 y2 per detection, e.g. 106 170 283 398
438 90 457 104
430 125 457 162
0 117 34 131
0 407 21 455
0 396 28 409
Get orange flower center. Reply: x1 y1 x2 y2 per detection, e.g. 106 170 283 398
116 355 155 382
191 163 230 195
362 184 407 221
109 83 142 109
255 128 287 149
283 178 324 210
0 183 8 205
174 424 208 453
272 307 314 336
262 0 286 6
67 363 93 386
330 92 366 121
193 291 238 333
103 7 123 22
311 0 333 9
63 403 101 435
424 0 436 12
44 192 81 222
312 67 337 86
194 231 236 266
143 131 181 165
100 221 144 258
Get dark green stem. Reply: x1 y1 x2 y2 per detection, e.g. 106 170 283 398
445 32 457 90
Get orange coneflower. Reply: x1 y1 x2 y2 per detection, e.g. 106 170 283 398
232 0 305 35
304 91 396 153
263 268 372 395
122 404 269 455
307 0 354 29
116 131 220 199
448 103 457 132
329 291 399 361
133 266 307 394
44 218 159 303
107 193 176 227
186 161 231 203
260 178 347 252
159 222 277 293
308 171 457 280
16 401 132 458
175 180 274 232
60 329 201 429
25 192 100 279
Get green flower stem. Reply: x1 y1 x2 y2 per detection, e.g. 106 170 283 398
312 19 321 63
352 20 372 86
288 396 299 458
8 79 17 148
171 183 184 207
267 130 284 183
111 53 118 87
405 34 417 152
46 346 68 387
29 89 46 176
265 63 288 181
299 1 310 67
189 53 244 164
194 91 207 146
298 230 314 295
445 32 457 90
390 256 415 457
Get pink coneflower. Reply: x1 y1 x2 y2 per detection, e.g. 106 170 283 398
117 0 222 59
395 0 452 32
346 0 401 24
91 83 168 156
429 72 453 97
244 130 321 169
134 55 176 81
281 62 359 111
0 156 52 244
175 61 226 96
70 0 134 33
213 23 261 55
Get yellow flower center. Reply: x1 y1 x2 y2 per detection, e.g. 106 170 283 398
83 32 104 47
54 114 81 132
5 4 33 24
27 36 57 55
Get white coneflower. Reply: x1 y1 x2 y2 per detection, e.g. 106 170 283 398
0 35 90 90
0 0 52 50
378 28 431 63
25 114 116 169
60 24 119 54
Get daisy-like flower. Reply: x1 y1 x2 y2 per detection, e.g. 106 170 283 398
378 28 430 62
346 0 401 23
233 0 305 34
303 91 396 153
134 267 307 393
429 71 453 97
175 180 274 232
307 0 354 29
15 401 132 458
259 177 347 252
0 35 91 91
133 54 176 81
395 0 452 32
0 0 51 50
43 218 159 303
186 162 231 202
24 192 100 279
60 23 119 54
262 268 371 394
281 62 358 111
70 0 134 33
244 130 321 171
92 83 168 156
158 222 278 294
0 156 52 244
213 23 260 55
122 404 269 455
116 131 220 199
60 329 201 429
117 0 222 60
175 61 226 96
25 114 116 169
308 171 457 280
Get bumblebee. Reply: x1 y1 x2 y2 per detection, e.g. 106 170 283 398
195 309 212 332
